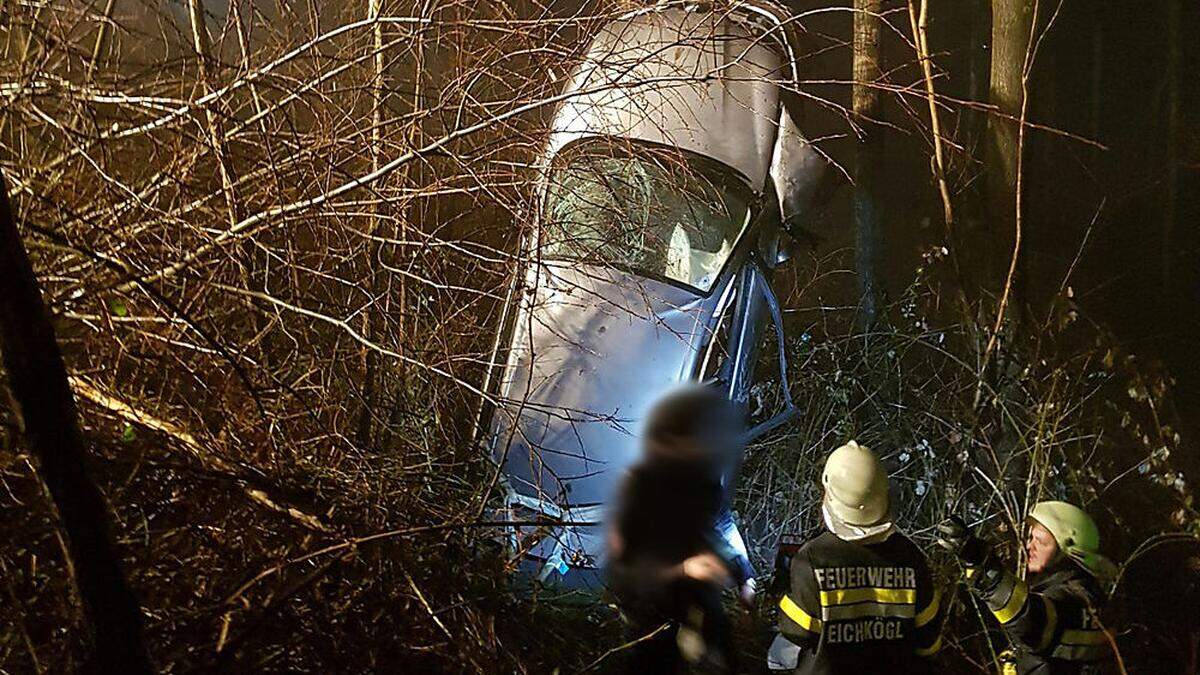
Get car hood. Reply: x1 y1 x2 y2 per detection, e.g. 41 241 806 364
491 262 727 508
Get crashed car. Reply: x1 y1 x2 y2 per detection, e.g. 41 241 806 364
479 1 827 588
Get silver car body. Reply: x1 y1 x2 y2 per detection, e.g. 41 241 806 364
485 2 822 586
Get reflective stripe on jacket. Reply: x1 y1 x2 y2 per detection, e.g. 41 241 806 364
970 561 1109 675
777 531 945 674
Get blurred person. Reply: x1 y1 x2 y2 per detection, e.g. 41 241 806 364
605 384 754 674
938 502 1115 674
770 441 945 673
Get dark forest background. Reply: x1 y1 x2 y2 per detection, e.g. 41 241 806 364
1 0 1198 672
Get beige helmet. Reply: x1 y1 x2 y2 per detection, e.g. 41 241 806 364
822 441 890 531
1029 501 1112 580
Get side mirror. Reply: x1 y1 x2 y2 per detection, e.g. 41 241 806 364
773 235 793 267
760 231 793 269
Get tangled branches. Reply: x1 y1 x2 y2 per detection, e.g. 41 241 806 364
0 0 1194 672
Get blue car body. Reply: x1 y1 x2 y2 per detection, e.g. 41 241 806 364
480 1 825 588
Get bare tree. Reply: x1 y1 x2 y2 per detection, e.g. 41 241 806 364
0 171 152 673
986 0 1034 300
0 1 1192 671
853 0 884 329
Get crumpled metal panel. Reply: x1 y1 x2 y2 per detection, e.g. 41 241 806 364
493 262 725 508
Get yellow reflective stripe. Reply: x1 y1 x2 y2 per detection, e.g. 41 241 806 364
915 588 942 628
780 594 822 632
1035 596 1058 651
965 567 977 580
1051 641 1109 662
915 634 943 656
1061 628 1107 646
993 578 1028 625
819 587 917 606
823 602 914 621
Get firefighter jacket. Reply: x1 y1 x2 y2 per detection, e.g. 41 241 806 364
777 530 945 674
967 559 1109 674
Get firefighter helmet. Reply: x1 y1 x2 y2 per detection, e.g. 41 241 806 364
1029 501 1105 576
822 441 890 527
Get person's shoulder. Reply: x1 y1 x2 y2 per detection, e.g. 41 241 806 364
1050 565 1106 605
790 533 833 578
791 530 827 555
889 529 922 550
881 530 934 565
799 530 852 559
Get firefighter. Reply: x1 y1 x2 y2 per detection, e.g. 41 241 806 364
773 441 945 673
937 501 1114 674
606 385 753 673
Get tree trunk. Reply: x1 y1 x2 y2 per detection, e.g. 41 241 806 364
0 173 153 673
187 0 240 230
357 0 389 449
853 0 883 329
983 0 1036 499
985 0 1033 293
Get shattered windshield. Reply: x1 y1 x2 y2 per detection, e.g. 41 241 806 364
540 138 754 293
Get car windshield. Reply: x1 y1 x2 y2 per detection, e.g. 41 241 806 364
540 138 754 293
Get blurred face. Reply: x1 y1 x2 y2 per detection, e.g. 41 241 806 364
1026 522 1060 574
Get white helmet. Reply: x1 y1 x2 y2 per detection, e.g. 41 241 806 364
822 441 891 537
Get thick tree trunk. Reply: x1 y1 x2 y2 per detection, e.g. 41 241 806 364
0 174 153 673
983 0 1037 500
853 0 883 329
985 0 1033 294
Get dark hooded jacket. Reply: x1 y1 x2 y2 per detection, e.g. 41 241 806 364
969 558 1110 674
777 530 945 675
607 452 727 610
605 385 747 611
